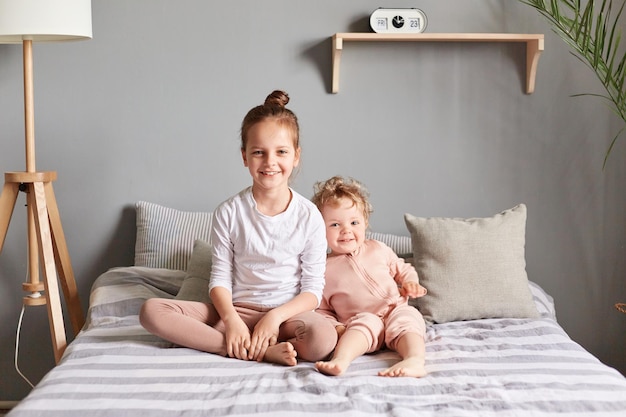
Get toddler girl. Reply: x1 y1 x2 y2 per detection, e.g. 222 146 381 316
312 175 428 377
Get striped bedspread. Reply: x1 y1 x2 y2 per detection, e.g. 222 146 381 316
8 267 626 417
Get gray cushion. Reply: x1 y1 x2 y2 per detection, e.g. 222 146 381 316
175 239 212 303
404 204 539 323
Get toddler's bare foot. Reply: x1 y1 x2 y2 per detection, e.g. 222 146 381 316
264 342 297 366
315 358 351 376
378 357 427 378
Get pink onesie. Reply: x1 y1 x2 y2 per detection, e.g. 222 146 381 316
317 239 426 353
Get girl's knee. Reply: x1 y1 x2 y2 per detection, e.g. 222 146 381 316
139 298 158 329
139 298 172 331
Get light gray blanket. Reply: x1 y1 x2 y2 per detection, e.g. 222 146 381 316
8 267 626 417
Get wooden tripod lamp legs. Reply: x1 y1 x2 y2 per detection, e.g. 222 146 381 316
0 171 84 364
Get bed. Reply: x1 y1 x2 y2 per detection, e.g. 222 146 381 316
8 201 626 417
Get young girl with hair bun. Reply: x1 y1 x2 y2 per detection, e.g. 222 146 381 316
140 90 338 366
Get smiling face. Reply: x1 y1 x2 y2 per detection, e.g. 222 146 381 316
321 197 368 256
242 118 300 194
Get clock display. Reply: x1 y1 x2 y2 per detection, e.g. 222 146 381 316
369 8 427 33
373 17 387 31
408 18 422 31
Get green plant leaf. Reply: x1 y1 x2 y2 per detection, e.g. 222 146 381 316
521 0 626 167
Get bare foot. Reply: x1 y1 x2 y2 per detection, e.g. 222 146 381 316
315 358 351 376
264 342 297 366
378 357 426 378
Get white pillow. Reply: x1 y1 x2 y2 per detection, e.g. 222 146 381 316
528 281 557 320
404 204 539 323
134 201 213 271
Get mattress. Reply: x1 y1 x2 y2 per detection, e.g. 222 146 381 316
8 266 626 417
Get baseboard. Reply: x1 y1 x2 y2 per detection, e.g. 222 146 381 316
0 401 19 409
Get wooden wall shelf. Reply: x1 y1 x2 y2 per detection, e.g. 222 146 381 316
331 33 545 94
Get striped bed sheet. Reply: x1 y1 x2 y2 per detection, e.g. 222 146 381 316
8 266 626 417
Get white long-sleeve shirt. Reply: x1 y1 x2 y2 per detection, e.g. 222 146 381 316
209 187 327 308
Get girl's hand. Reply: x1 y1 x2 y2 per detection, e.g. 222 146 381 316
248 310 281 361
224 315 252 360
400 281 427 299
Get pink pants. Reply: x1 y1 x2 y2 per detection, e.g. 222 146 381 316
139 298 338 362
345 304 426 353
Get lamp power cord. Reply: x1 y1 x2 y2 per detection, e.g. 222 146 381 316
15 303 37 389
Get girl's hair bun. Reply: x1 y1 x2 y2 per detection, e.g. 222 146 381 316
265 90 290 108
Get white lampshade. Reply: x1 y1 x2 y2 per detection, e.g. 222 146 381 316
0 0 92 43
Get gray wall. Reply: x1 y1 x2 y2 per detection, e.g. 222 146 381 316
1 0 625 401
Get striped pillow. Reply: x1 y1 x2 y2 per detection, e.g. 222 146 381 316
366 231 413 257
134 201 213 271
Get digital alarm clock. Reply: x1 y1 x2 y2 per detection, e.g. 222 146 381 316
369 8 428 33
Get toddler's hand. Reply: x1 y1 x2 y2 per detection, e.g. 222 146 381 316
400 281 427 299
336 325 346 339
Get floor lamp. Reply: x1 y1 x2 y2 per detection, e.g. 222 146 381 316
0 0 92 364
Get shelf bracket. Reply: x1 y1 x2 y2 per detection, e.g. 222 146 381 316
525 37 544 94
332 35 343 94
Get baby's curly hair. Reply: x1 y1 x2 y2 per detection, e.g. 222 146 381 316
312 176 373 223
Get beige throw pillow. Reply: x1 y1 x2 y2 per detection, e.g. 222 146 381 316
404 204 539 323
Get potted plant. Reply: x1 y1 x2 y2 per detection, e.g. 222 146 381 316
520 0 626 168
520 0 625 315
